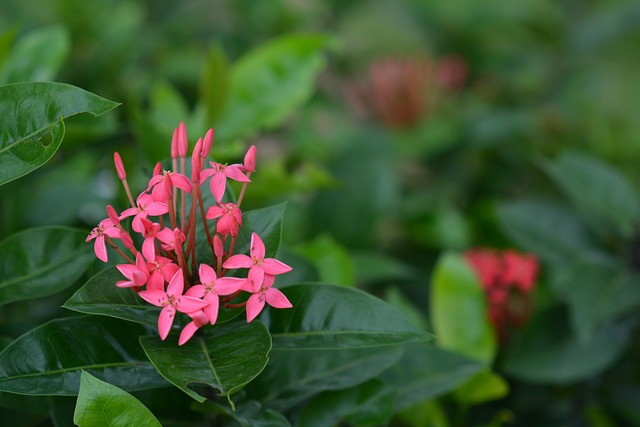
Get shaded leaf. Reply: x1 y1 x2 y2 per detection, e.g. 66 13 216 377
215 34 333 142
73 371 161 427
0 82 119 186
296 234 356 286
0 316 167 396
139 321 271 403
265 283 433 349
430 252 496 363
0 226 94 306
500 306 630 384
206 401 291 427
453 370 509 405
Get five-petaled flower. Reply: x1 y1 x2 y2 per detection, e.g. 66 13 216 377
86 218 120 262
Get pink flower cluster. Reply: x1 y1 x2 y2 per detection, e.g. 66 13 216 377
86 123 292 345
464 248 538 341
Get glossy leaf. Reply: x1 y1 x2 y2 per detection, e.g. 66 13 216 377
139 320 271 403
0 226 95 306
64 266 159 327
297 380 395 427
542 151 640 238
249 345 403 411
0 25 70 84
500 306 630 384
74 371 161 427
265 283 433 349
215 34 332 142
381 343 483 411
297 234 356 287
430 252 496 364
0 82 120 186
0 316 167 396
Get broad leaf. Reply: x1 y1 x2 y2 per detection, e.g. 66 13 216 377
500 306 630 384
0 316 167 396
206 401 291 427
453 370 509 405
0 226 94 306
0 82 119 186
381 343 483 411
215 34 333 142
64 266 158 327
297 234 356 287
430 252 496 364
248 345 403 412
139 320 271 403
74 371 161 427
264 283 433 349
297 380 396 427
542 151 640 238
0 25 70 84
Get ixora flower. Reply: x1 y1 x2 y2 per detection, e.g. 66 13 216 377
87 123 293 345
464 248 539 342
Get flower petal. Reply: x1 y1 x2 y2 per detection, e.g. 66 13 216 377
250 233 265 261
198 263 216 286
214 277 244 295
138 290 168 307
166 269 185 296
265 288 293 309
262 258 293 275
158 305 176 340
222 254 253 269
185 284 206 298
178 321 200 346
176 295 209 313
94 235 108 262
246 293 266 323
203 293 220 325
210 172 227 203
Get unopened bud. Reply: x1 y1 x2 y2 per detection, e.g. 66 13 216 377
202 128 214 158
213 235 224 258
191 138 203 183
153 162 163 176
177 122 188 157
171 128 179 159
243 145 256 173
113 152 126 180
106 205 121 227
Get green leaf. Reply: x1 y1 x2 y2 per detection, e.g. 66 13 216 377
297 380 396 427
496 198 603 264
381 343 483 412
0 316 167 396
541 151 640 238
73 371 161 427
248 345 403 412
0 82 120 186
215 34 333 142
453 370 509 405
63 266 159 327
500 306 630 384
205 401 291 427
296 234 356 286
139 320 271 403
430 252 496 364
199 43 230 125
0 25 70 84
0 226 95 306
265 284 433 349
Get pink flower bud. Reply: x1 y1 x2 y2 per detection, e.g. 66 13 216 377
171 128 179 159
213 235 224 258
202 128 214 159
106 205 121 227
164 173 174 200
243 145 256 173
152 162 163 176
120 231 135 251
191 138 203 183
177 122 188 157
113 152 126 180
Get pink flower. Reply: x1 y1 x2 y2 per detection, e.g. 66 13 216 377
86 219 120 262
147 171 193 202
116 253 149 288
242 145 256 173
201 162 250 203
179 310 209 346
184 264 244 325
464 249 502 289
138 218 161 262
138 270 209 340
223 232 292 290
245 274 292 322
156 227 186 252
120 192 169 233
206 202 243 237
501 251 538 292
146 256 180 291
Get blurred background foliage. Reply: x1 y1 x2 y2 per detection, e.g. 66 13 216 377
2 0 640 425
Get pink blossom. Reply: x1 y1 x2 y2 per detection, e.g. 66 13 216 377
138 218 161 262
206 202 243 237
201 162 250 203
120 192 169 233
146 256 180 291
501 251 538 292
185 264 244 325
223 232 292 289
113 152 126 180
86 219 120 262
116 253 149 288
156 227 186 252
245 274 292 322
147 171 193 202
138 270 209 340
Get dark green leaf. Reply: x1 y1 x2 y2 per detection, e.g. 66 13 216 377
430 252 496 363
500 306 630 384
207 401 291 427
265 284 433 349
63 266 158 327
215 34 333 142
249 345 403 411
381 343 483 411
0 82 120 186
73 371 161 427
0 25 70 84
542 151 640 238
297 380 395 427
139 320 271 403
0 226 95 306
0 316 167 396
